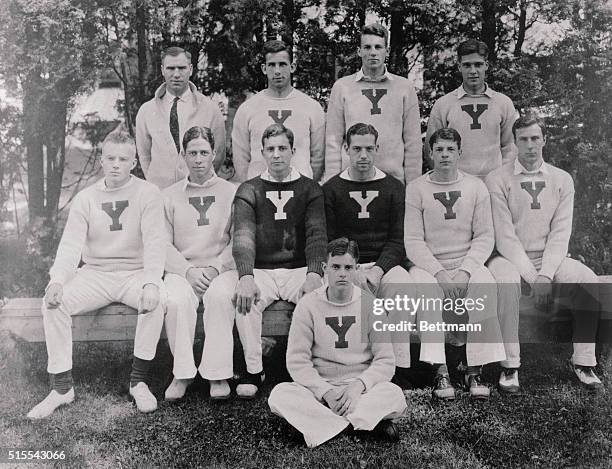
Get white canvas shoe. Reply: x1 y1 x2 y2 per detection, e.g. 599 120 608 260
571 363 603 391
209 380 230 400
164 378 193 401
129 382 158 413
498 368 520 394
27 388 75 419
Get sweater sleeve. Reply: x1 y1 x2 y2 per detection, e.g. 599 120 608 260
500 98 518 165
135 105 152 176
404 183 445 276
403 83 423 184
322 183 337 241
539 173 574 280
423 98 445 165
376 183 406 273
304 183 327 276
163 195 193 277
211 206 235 274
141 187 167 287
48 194 88 286
232 184 257 277
210 102 227 172
485 173 539 284
230 103 251 183
324 81 345 181
460 184 494 275
310 103 326 183
286 299 335 400
357 304 395 390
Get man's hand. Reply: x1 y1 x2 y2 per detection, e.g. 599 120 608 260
232 275 260 315
139 283 160 314
452 270 471 299
186 267 208 296
365 266 384 294
435 270 458 300
322 387 343 415
352 268 369 291
299 272 323 298
336 380 365 416
532 275 553 308
45 283 63 309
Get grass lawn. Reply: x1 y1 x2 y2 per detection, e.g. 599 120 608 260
1 337 611 469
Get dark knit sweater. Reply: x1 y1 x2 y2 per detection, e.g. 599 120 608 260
323 172 407 272
233 175 327 276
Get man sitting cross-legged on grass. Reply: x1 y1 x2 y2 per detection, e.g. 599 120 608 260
323 122 444 389
200 123 327 399
162 126 236 401
405 127 506 400
486 114 603 392
268 237 407 448
27 130 166 419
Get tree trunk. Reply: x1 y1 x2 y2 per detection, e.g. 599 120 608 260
388 1 406 75
514 0 527 57
480 0 497 62
23 74 45 219
135 0 148 106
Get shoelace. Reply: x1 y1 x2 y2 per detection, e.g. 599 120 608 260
469 374 485 386
436 375 452 388
502 368 517 378
576 366 595 377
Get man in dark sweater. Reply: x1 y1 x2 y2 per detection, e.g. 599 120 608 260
201 123 327 399
323 122 441 389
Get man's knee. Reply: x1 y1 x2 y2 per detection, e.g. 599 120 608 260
488 257 521 283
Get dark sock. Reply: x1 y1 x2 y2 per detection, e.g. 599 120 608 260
50 370 73 394
130 357 151 387
433 363 449 376
466 365 482 376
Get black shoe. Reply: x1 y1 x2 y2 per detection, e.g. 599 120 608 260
236 371 265 399
374 420 400 442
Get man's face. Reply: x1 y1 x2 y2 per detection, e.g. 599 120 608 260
431 138 461 171
358 34 388 72
261 133 294 179
458 52 488 91
324 253 357 292
262 51 295 92
515 124 545 169
162 53 192 95
346 133 377 177
184 137 215 182
100 142 136 188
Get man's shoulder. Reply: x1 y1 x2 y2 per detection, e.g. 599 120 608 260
331 72 359 90
486 87 514 103
132 177 162 197
322 173 345 191
486 163 513 185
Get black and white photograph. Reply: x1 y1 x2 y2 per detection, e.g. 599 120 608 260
0 0 611 467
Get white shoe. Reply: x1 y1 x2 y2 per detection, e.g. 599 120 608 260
129 382 158 413
164 378 193 401
499 368 520 394
27 388 75 419
571 363 603 391
236 372 264 399
209 380 230 400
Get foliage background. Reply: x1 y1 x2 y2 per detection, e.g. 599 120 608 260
0 0 610 296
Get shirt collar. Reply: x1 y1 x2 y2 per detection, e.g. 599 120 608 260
260 167 301 182
165 86 192 104
456 84 493 99
425 170 465 185
180 172 218 190
513 159 548 176
340 167 386 181
355 67 393 82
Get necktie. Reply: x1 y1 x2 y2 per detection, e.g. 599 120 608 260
170 96 180 153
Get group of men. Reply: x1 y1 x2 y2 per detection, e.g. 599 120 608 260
26 23 604 448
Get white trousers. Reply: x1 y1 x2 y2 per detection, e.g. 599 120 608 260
368 264 446 367
489 256 599 367
164 273 200 379
408 265 506 367
199 267 306 380
268 380 406 448
43 269 165 374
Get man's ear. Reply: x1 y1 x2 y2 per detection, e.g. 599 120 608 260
261 63 267 75
321 261 327 272
290 62 297 74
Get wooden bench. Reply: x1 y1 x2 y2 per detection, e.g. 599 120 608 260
1 276 610 343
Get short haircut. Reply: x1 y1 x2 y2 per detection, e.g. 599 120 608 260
261 123 294 148
327 237 360 262
429 128 462 150
512 113 546 138
346 123 378 146
102 129 136 154
182 126 215 153
457 39 488 61
263 40 293 63
161 46 191 64
361 23 388 46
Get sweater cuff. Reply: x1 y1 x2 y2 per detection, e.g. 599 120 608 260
459 258 480 277
236 261 254 278
357 372 375 392
143 271 162 288
307 259 324 277
375 256 397 274
313 382 335 401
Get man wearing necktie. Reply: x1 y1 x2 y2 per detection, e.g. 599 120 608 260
136 47 226 189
